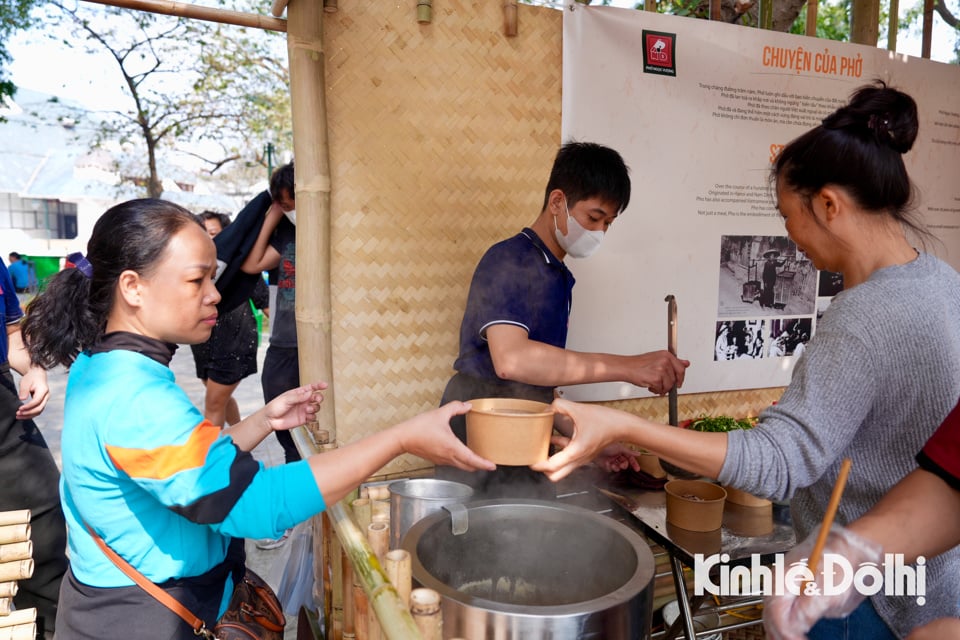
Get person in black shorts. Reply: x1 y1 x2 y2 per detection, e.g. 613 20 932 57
190 211 270 427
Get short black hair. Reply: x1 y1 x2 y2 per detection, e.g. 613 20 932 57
197 210 231 230
270 162 295 203
541 142 631 214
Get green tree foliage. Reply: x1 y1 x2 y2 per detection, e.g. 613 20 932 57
790 0 852 40
35 0 291 198
0 0 36 109
557 0 958 60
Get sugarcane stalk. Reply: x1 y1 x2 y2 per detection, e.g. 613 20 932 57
329 502 422 639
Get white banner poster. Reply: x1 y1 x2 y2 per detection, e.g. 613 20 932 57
557 4 960 401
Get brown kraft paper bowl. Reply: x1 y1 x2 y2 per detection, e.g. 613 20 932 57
723 485 772 508
465 398 554 466
664 479 727 532
723 502 774 537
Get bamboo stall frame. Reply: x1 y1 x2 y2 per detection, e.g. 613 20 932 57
285 0 337 447
83 0 287 30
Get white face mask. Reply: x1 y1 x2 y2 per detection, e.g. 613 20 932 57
283 209 296 225
554 198 604 259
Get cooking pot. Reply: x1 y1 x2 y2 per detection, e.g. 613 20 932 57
401 499 655 639
388 478 474 550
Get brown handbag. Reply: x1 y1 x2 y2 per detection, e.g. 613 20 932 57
87 525 285 639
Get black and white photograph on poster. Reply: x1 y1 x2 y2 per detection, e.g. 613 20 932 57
714 320 765 361
718 235 817 318
818 270 844 298
768 318 813 358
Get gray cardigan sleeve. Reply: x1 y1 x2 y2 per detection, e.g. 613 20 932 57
717 320 878 501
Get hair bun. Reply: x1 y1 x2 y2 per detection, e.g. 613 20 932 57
822 81 918 154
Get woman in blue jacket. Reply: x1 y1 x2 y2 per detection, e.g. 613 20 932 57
22 198 493 639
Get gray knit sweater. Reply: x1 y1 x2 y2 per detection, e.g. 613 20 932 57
719 253 960 639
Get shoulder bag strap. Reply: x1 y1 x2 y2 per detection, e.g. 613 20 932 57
84 524 215 639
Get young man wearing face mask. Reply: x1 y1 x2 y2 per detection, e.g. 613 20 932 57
438 142 689 498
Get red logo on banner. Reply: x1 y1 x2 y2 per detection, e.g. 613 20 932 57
642 30 677 77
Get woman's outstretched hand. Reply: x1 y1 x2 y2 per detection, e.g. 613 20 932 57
393 401 497 472
531 398 633 482
265 381 328 432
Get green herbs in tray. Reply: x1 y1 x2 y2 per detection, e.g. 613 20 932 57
687 414 757 432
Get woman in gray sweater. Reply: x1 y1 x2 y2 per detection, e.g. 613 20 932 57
533 81 960 639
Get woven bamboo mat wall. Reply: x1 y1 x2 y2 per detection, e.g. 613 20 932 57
322 1 785 476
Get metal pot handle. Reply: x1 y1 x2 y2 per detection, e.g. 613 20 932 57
443 503 469 536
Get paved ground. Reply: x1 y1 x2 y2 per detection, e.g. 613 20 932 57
25 341 305 638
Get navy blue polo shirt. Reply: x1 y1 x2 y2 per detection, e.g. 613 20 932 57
453 229 575 382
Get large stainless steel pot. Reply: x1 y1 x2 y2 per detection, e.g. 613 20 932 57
401 499 656 639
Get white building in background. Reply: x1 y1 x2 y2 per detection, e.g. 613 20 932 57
0 88 238 268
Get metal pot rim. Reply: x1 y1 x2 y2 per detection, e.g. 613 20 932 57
401 498 656 616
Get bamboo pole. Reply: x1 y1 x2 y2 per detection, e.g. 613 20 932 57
352 499 372 532
319 512 338 640
851 0 880 45
287 0 335 441
921 0 934 58
366 485 390 501
367 601 383 640
0 542 31 563
371 501 390 524
759 0 773 29
409 589 442 640
330 517 344 640
353 584 369 640
384 550 412 608
0 622 35 640
365 522 389 640
0 560 33 583
366 522 389 563
0 597 9 615
0 512 29 527
708 0 721 20
417 0 433 24
0 609 35 629
0 583 17 598
805 0 819 36
285 0 336 626
83 0 287 31
0 526 29 546
886 0 899 50
503 0 518 37
342 546 356 639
